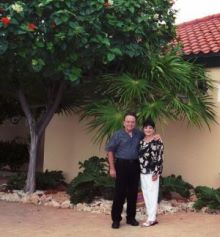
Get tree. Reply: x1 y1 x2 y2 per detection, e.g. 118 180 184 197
81 30 216 142
0 0 176 192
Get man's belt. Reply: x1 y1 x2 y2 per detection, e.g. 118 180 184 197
115 158 139 164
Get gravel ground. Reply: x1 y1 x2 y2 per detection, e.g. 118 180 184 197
0 200 220 237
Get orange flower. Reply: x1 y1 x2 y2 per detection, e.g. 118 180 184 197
1 16 11 26
28 23 37 31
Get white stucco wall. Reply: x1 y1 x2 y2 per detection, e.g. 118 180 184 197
44 67 220 188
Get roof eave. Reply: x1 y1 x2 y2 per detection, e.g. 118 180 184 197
183 52 220 68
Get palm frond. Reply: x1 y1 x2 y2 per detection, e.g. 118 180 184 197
101 73 151 105
81 50 216 143
81 101 124 143
137 100 174 124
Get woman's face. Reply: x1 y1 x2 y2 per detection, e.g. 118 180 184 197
143 125 155 136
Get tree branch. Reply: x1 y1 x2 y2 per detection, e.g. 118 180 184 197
17 89 34 130
37 80 66 137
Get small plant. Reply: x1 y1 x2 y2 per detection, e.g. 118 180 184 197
67 156 115 204
7 172 26 190
7 170 65 191
36 170 65 190
159 175 193 201
193 186 220 210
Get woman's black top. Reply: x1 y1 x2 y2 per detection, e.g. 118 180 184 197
139 139 164 175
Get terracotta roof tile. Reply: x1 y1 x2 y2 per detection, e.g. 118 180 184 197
177 13 220 55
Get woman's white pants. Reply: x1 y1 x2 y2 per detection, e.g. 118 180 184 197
140 173 159 222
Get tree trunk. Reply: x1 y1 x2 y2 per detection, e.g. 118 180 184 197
25 132 39 193
36 132 45 172
18 81 65 193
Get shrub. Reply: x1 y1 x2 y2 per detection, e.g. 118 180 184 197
7 170 65 190
159 175 193 201
193 186 220 210
67 156 115 204
0 140 28 171
7 172 26 190
36 170 65 190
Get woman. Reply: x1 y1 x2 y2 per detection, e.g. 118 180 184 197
139 118 164 227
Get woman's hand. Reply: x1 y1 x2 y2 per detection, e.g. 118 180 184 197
153 134 162 142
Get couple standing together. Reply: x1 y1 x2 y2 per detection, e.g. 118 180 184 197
106 112 164 229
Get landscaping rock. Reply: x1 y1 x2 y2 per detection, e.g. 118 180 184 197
61 200 72 209
0 190 202 215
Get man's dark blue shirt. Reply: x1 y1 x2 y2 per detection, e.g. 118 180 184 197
105 128 144 160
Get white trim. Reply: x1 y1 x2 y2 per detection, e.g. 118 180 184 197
218 83 220 102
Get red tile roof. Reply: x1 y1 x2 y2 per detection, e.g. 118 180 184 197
176 13 220 56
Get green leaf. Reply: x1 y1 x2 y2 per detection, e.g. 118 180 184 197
55 32 66 40
35 41 45 48
129 6 135 13
65 67 81 82
38 0 54 7
11 18 19 25
54 17 62 26
61 15 69 23
32 58 45 72
46 42 54 51
0 40 8 55
16 30 26 35
68 21 76 29
107 53 115 62
93 35 110 46
20 24 28 31
110 48 122 56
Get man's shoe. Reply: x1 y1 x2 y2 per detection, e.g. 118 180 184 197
112 221 120 229
126 219 139 226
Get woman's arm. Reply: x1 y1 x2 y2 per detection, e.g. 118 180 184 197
153 142 164 176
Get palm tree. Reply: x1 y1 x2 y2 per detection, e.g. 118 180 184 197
82 50 216 143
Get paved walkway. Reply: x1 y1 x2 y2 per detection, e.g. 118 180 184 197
0 201 220 237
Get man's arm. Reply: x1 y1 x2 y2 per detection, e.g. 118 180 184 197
107 151 116 178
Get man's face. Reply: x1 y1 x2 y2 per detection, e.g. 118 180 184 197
123 115 136 132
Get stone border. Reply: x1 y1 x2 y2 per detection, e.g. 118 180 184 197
0 190 201 219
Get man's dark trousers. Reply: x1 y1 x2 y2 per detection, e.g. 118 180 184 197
111 159 140 222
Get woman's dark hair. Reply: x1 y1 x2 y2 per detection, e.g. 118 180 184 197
143 117 155 128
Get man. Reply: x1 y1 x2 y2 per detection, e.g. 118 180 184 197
106 112 143 229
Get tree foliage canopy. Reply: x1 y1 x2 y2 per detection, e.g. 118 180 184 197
0 0 176 112
0 0 176 75
0 0 177 192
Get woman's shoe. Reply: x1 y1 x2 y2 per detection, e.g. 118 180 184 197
141 220 158 227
